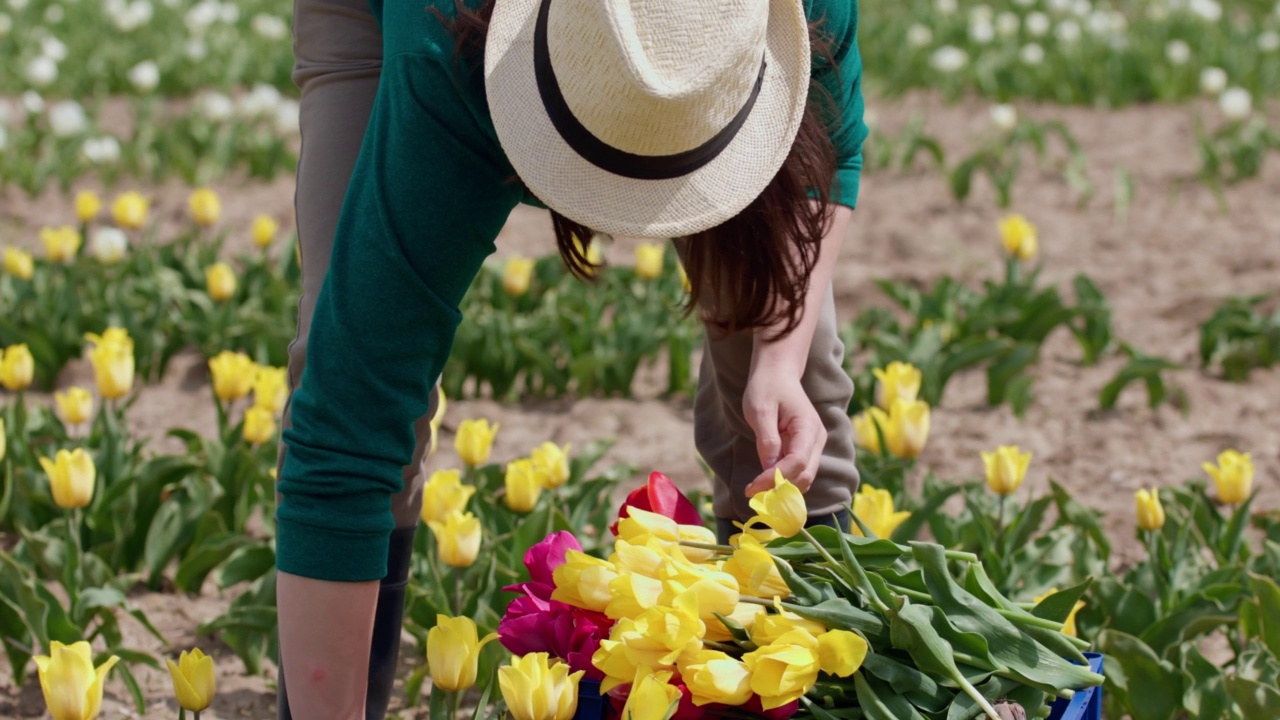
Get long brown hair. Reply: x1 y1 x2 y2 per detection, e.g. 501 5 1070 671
437 0 839 340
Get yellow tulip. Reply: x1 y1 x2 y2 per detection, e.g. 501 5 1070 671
722 534 790 599
429 386 448 455
622 672 681 719
74 191 102 223
616 507 680 545
680 650 753 706
605 571 665 621
999 214 1038 262
242 406 276 445
885 399 930 459
872 361 921 410
982 445 1032 496
165 648 215 712
4 247 35 280
531 441 571 489
658 564 739 624
251 366 288 414
427 615 498 692
455 418 498 467
41 226 82 264
505 458 543 513
675 523 719 564
205 262 237 302
1033 588 1086 638
208 351 257 402
38 449 96 509
34 641 120 720
726 521 780 548
503 256 535 297
55 387 94 426
611 537 670 579
1135 488 1165 532
749 607 826 645
743 629 821 710
1 344 35 391
420 469 476 525
251 215 279 249
747 469 807 538
188 188 222 227
851 407 888 455
850 484 911 539
594 594 704 692
499 652 583 720
1203 449 1254 505
83 329 134 400
634 242 664 281
427 511 482 568
0 417 6 463
678 263 691 293
704 601 758 643
110 191 149 230
816 629 868 677
551 551 619 613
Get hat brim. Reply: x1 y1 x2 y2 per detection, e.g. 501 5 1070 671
485 0 811 239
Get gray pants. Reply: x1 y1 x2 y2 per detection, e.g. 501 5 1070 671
282 0 859 534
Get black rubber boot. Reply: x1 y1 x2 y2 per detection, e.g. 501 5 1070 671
276 526 417 720
365 525 416 720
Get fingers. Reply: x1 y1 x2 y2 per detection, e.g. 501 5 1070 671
744 414 827 497
744 398 782 471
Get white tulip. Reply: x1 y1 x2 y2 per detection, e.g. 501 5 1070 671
1259 30 1280 53
1189 0 1222 22
90 226 128 263
25 56 58 87
217 1 237 23
185 38 208 61
127 60 159 93
1072 0 1091 17
1047 0 1071 12
990 104 1018 132
82 135 121 164
935 0 957 13
1020 42 1046 65
1165 40 1191 65
198 91 234 121
40 35 68 61
930 45 969 73
7 0 28 11
43 4 62 22
238 83 282 117
184 1 217 33
1026 11 1050 36
1056 19 1081 44
1200 66 1227 95
996 12 1020 37
0 12 11 35
906 23 933 48
970 18 995 44
22 90 46 114
251 13 287 40
274 98 300 136
1218 87 1252 120
48 100 87 136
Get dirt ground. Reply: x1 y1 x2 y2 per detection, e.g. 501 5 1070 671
2 90 1278 718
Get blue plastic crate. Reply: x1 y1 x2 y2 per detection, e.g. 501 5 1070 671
1047 652 1104 720
576 678 611 720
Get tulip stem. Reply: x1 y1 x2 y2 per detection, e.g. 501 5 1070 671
450 689 461 720
996 495 1007 558
679 540 734 554
453 569 463 616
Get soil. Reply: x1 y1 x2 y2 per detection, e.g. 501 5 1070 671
2 90 1278 718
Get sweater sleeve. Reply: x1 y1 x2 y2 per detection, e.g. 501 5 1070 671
276 52 522 582
811 0 868 210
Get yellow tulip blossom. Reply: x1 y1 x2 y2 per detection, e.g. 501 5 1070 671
634 242 664 281
872 361 921 410
726 521 780 548
1203 449 1254 505
40 449 96 509
250 366 288 414
816 629 868 677
621 671 682 719
675 523 719 564
4 247 35 280
427 511 482 568
455 418 498 467
205 262 237 302
722 534 790 600
606 571 666 621
999 213 1038 262
188 188 222 227
616 506 681 544
242 406 276 445
850 484 911 539
1 344 35 391
743 629 821 710
531 441 571 489
594 594 705 692
208 351 257 402
678 263 691 293
982 445 1032 496
420 469 476 525
883 398 930 459
679 649 752 707
83 329 134 400
704 601 758 643
55 387 94 426
498 652 583 720
503 256 535 297
41 226 82 264
251 215 279 249
658 568 740 625
505 458 543 513
74 191 102 223
429 386 448 455
551 551 619 613
1033 588 1086 638
0 417 7 463
110 191 149 230
165 648 215 712
427 615 498 692
749 607 826 645
34 641 120 720
1134 488 1165 532
610 537 670 579
747 469 807 538
851 407 889 455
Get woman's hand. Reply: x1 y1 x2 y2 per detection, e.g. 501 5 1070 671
742 369 828 497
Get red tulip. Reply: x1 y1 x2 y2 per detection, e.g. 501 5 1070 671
610 471 703 535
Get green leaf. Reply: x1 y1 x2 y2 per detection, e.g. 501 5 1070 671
1031 578 1092 624
1096 630 1187 720
1249 572 1280 660
1225 675 1280 718
215 545 276 589
854 667 929 720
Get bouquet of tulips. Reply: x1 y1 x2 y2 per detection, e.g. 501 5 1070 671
498 471 1104 720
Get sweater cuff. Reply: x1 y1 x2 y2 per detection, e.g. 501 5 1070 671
276 518 391 582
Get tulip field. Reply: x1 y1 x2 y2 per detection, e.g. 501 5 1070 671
3 0 1280 718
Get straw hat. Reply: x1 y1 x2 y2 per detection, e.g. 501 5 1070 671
485 0 811 239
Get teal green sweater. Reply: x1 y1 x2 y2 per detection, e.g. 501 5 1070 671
276 0 868 582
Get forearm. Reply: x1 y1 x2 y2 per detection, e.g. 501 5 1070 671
750 202 853 375
277 571 379 719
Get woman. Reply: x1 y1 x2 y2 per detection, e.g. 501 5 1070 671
276 0 868 717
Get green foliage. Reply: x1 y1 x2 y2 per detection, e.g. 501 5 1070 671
1195 115 1280 197
1199 293 1280 382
